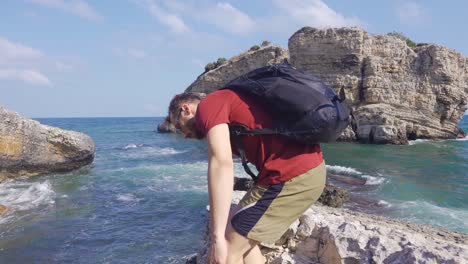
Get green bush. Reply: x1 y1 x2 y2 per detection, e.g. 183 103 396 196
216 57 227 67
204 62 216 72
249 45 260 52
387 31 417 48
261 40 271 47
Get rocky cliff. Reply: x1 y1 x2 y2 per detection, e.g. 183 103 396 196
185 45 289 94
0 106 95 181
289 27 468 144
163 27 468 144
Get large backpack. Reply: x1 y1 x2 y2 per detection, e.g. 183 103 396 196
223 62 350 182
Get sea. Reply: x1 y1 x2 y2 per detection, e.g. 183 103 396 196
0 116 467 263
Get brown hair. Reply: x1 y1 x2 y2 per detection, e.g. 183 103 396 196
168 92 204 123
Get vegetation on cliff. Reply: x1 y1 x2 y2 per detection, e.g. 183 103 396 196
387 31 417 48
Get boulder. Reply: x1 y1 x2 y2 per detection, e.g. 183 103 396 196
0 106 95 181
317 185 349 208
157 116 176 133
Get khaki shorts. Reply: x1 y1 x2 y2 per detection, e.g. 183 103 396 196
231 161 326 243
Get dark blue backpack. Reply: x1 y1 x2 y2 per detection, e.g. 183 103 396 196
223 62 350 181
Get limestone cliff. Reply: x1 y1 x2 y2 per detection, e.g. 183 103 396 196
289 27 468 144
185 45 289 94
0 106 95 181
162 27 468 144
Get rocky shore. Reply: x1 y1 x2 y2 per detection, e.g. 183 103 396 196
0 106 95 182
160 27 468 145
188 191 468 264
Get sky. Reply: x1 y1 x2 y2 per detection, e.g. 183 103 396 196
1 0 467 118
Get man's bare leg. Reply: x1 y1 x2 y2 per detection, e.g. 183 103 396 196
225 205 265 263
225 228 263 264
243 244 265 264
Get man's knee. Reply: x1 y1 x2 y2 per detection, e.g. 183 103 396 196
226 227 257 260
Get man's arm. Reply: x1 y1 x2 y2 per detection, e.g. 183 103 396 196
206 123 234 240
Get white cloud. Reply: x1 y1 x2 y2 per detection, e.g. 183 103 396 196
0 37 43 65
205 3 256 35
396 1 425 25
139 0 190 33
273 0 362 28
30 0 103 21
0 69 51 86
0 37 53 86
136 1 255 35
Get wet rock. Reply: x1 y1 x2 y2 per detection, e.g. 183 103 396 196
0 106 95 181
233 177 253 191
328 173 366 185
157 116 176 133
318 185 349 208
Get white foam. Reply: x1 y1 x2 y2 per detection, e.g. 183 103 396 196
0 180 55 212
408 139 430 145
326 165 362 175
377 200 391 207
123 143 144 149
116 193 140 202
362 175 386 185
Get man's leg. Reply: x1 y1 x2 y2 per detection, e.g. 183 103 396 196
225 227 264 264
225 205 265 264
243 244 265 264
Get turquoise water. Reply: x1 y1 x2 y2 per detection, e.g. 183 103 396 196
0 116 466 263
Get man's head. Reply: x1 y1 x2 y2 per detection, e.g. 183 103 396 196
168 92 204 139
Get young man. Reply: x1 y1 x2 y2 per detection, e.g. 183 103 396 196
168 90 326 264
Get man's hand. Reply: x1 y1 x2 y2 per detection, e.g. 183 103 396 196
208 238 228 264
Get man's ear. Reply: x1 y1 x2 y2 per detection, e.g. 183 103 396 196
181 103 191 116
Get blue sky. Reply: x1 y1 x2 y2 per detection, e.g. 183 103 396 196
1 0 467 118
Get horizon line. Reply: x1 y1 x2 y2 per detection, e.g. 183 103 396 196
33 115 166 119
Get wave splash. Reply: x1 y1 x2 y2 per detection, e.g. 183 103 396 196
0 179 55 224
326 165 386 185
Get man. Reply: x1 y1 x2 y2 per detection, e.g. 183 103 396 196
168 90 326 264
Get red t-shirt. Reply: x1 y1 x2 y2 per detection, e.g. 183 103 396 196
195 89 323 185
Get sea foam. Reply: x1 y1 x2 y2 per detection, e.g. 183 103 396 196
362 175 387 185
408 139 431 145
326 165 362 175
0 180 55 212
326 165 387 186
116 193 141 202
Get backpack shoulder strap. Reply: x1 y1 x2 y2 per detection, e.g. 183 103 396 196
229 124 259 182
